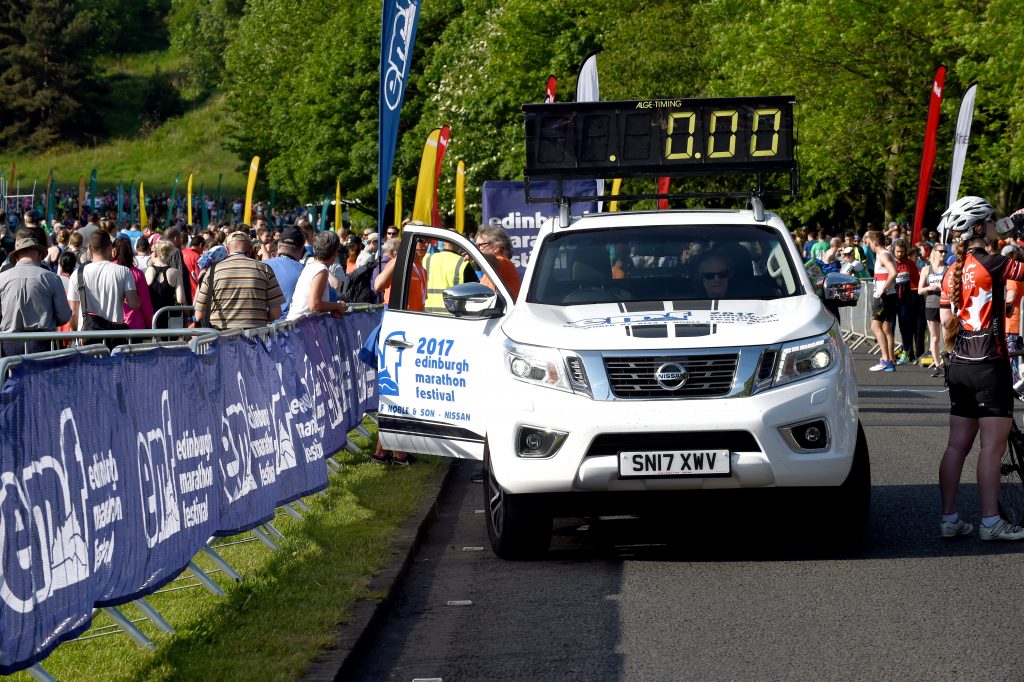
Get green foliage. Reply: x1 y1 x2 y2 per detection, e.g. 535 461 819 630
80 0 171 53
5 0 1024 228
0 0 105 150
141 68 186 125
169 0 245 95
219 0 1024 229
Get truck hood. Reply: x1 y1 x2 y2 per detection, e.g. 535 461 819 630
502 296 833 350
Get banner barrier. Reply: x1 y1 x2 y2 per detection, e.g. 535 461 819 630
481 179 598 276
0 311 381 674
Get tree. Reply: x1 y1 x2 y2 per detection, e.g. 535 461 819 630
0 0 104 150
170 0 245 95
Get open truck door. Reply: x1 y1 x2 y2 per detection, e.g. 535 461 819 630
376 225 514 460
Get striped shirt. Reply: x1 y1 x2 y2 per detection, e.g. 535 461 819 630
194 254 285 330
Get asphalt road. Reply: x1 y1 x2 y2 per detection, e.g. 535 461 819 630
348 352 1024 681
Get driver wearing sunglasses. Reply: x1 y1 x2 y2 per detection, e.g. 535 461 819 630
699 253 732 299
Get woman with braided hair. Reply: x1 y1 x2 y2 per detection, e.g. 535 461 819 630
938 196 1024 541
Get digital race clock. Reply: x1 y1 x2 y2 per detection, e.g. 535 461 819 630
523 96 796 181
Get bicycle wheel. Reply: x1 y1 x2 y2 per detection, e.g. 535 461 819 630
998 426 1024 525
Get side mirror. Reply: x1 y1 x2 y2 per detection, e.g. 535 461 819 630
822 272 860 307
443 282 506 318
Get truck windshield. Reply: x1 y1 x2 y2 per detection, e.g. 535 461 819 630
527 224 802 305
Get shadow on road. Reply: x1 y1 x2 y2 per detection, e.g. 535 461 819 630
540 482 1023 564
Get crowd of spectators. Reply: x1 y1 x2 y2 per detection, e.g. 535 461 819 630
796 220 1024 377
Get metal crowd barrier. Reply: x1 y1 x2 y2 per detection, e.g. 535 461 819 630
838 279 875 351
0 311 384 679
151 305 195 329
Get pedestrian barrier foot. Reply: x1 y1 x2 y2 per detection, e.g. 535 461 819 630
102 606 156 650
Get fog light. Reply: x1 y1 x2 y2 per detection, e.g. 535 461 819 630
779 418 830 452
516 426 568 458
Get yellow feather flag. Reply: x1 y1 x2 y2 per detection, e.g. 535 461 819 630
243 156 260 225
139 181 148 229
455 160 466 234
412 129 441 224
394 177 402 227
609 178 623 212
187 172 194 225
335 177 342 233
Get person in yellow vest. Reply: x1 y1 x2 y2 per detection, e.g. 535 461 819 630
422 234 478 314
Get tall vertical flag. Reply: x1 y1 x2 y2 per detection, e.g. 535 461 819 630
609 178 623 212
243 156 260 225
394 178 403 227
130 180 137 224
170 173 179 222
117 182 125 226
77 175 85 220
412 128 442 224
187 172 194 225
544 75 557 103
575 52 603 210
201 184 209 228
378 0 421 240
320 192 330 230
336 178 342 232
657 177 671 209
431 125 451 227
948 84 978 209
45 170 54 230
89 169 97 213
455 160 466 234
912 65 946 244
139 181 148 229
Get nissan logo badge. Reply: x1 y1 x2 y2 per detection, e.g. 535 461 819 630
654 362 688 390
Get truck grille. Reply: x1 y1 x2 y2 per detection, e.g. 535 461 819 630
603 354 739 398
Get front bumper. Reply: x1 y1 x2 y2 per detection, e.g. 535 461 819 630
488 366 858 495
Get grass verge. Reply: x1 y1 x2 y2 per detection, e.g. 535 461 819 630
5 96 245 197
11 433 445 682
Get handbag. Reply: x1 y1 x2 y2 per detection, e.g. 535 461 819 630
77 265 130 348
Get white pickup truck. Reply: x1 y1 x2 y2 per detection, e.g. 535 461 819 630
376 205 868 559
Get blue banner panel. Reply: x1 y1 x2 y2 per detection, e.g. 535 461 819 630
0 312 381 674
378 0 421 232
481 180 598 277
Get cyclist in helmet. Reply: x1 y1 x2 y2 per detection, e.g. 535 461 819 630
938 195 1024 540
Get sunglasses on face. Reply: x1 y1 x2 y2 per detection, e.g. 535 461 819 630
702 270 730 280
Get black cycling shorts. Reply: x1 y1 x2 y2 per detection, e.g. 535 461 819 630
924 307 940 322
871 293 898 324
947 360 1013 419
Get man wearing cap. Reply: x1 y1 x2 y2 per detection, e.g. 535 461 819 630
356 232 379 267
264 227 306 321
839 246 868 279
193 230 284 329
0 233 73 356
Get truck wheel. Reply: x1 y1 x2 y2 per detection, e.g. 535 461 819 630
831 421 871 546
484 454 551 560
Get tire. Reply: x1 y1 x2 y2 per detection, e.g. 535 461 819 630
834 422 871 542
802 422 870 549
483 451 552 560
998 427 1024 526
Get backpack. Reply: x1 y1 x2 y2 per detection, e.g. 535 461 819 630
337 261 378 304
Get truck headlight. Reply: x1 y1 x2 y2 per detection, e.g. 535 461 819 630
503 339 590 396
771 327 839 389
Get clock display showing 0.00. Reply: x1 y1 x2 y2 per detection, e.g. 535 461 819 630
523 97 796 179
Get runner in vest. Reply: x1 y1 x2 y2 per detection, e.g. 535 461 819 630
422 239 478 313
864 230 898 371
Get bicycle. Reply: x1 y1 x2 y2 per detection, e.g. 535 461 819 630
999 354 1024 525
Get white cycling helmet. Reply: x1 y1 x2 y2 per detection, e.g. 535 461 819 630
942 195 994 241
